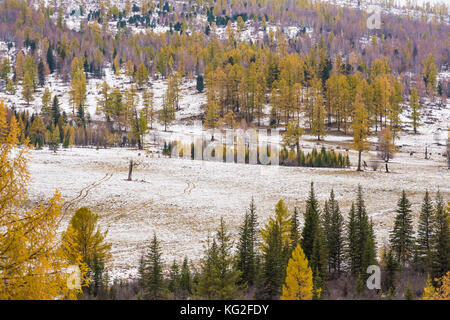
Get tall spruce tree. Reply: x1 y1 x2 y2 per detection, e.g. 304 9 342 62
168 260 180 297
290 207 301 253
237 198 259 287
179 257 192 299
38 59 45 86
324 189 344 274
259 200 292 299
300 182 328 295
140 234 166 300
198 218 243 299
259 221 284 299
416 190 434 271
431 192 449 278
346 203 359 275
346 186 377 275
310 225 328 298
390 190 415 266
383 247 400 294
301 182 320 260
52 95 61 125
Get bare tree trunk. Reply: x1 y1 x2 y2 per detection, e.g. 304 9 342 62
127 160 133 181
357 150 362 171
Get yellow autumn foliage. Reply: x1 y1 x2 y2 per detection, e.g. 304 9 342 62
422 272 450 300
261 199 292 253
0 100 86 299
281 244 314 300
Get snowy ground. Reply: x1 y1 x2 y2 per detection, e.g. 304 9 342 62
26 143 449 280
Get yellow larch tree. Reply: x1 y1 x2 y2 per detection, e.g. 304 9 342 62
261 199 292 252
0 100 86 299
281 244 314 300
351 86 371 171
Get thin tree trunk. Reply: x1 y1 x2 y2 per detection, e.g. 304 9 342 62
357 150 362 171
127 160 133 181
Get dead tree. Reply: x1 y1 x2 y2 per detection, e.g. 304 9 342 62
127 159 144 181
127 160 133 181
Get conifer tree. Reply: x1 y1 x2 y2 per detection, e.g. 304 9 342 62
52 95 61 125
62 207 112 270
38 59 45 86
6 79 16 94
378 126 395 173
405 282 414 300
0 57 11 83
311 87 326 141
282 120 303 155
431 192 449 278
142 88 155 129
324 189 344 274
140 234 166 300
346 203 358 274
29 114 46 148
41 87 52 120
135 63 149 88
416 190 434 271
346 186 377 275
290 207 301 253
49 125 60 153
204 100 219 137
310 225 328 297
22 72 34 105
168 260 180 297
15 50 25 80
196 74 204 92
69 67 87 114
390 190 415 266
0 101 84 299
260 221 284 299
261 199 292 249
422 274 438 300
301 182 320 260
198 218 243 299
382 247 400 294
159 92 176 131
61 206 111 293
351 88 370 171
422 53 437 94
179 257 192 299
281 244 314 300
237 198 259 287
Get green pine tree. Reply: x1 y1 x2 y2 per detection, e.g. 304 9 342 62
416 190 434 271
389 190 415 266
140 234 166 300
431 191 450 279
168 260 180 297
237 197 259 287
259 221 284 299
290 207 301 253
179 257 192 299
324 189 344 274
301 182 321 260
197 218 244 299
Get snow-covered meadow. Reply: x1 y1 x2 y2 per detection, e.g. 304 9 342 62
26 140 449 280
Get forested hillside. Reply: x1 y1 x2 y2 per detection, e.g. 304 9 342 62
0 0 448 300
